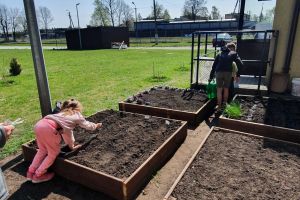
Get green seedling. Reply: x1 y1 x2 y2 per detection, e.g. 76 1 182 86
224 101 242 119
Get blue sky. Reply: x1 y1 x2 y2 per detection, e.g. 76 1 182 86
1 0 276 28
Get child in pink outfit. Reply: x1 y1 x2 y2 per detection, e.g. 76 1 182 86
27 99 102 183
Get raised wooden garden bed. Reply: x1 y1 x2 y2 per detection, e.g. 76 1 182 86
119 87 216 126
219 94 300 144
22 110 187 200
164 127 300 200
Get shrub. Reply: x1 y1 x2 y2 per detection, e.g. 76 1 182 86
9 58 22 76
224 101 242 119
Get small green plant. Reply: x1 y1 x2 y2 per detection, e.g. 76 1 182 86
224 101 242 119
148 61 169 82
9 58 22 76
175 62 189 71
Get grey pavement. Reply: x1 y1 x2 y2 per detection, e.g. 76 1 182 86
0 46 67 50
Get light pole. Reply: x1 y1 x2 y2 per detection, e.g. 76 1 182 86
66 9 74 29
153 0 158 44
132 2 138 38
76 3 82 49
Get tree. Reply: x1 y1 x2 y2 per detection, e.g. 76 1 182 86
137 13 143 21
251 14 259 22
183 0 208 20
211 6 220 20
104 0 118 27
163 9 171 21
264 7 275 23
90 0 133 27
38 6 54 38
116 0 133 26
90 0 110 26
9 8 20 41
147 1 164 19
0 5 9 41
16 10 27 35
121 3 134 27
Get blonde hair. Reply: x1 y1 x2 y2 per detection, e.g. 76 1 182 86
60 99 83 115
226 42 236 51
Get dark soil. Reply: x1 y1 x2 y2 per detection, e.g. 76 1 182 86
125 87 208 112
68 110 182 179
234 96 300 130
5 161 114 200
171 129 300 200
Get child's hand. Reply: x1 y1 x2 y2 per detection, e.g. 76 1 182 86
4 125 15 139
96 123 102 129
72 144 82 150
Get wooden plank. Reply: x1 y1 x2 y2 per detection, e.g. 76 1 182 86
22 143 124 200
163 127 213 200
219 117 300 144
119 99 215 126
219 94 300 144
125 122 188 200
119 102 195 121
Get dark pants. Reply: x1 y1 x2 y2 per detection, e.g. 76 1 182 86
228 77 235 102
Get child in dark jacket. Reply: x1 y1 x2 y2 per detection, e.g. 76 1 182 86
209 42 243 111
27 99 102 183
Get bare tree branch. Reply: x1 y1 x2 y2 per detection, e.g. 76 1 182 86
39 6 54 38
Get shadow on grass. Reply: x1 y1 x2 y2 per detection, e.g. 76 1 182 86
145 75 170 83
0 79 15 87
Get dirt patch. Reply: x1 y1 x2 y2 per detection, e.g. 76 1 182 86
171 129 300 200
125 87 208 112
233 96 300 130
57 110 181 179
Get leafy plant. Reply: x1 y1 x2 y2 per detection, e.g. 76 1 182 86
175 62 189 71
224 101 242 119
148 61 169 82
9 58 22 76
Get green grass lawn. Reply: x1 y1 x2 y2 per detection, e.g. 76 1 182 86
0 48 191 159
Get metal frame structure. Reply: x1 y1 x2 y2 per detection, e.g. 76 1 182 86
190 30 279 95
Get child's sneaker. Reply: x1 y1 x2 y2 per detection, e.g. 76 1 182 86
26 171 34 181
32 172 55 183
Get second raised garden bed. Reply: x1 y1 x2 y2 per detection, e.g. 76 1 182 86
119 86 216 127
164 127 300 200
219 95 300 144
22 110 187 200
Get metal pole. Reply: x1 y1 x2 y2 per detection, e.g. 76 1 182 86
76 3 82 49
237 0 245 48
190 33 195 87
267 31 279 94
205 33 208 55
23 0 52 117
132 2 138 38
238 0 245 30
196 34 201 85
153 0 158 44
283 0 300 73
257 31 268 95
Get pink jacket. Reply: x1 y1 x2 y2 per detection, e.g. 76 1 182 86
45 112 97 147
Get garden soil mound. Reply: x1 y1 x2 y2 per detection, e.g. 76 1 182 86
236 96 300 130
172 129 300 200
68 110 182 178
126 87 208 112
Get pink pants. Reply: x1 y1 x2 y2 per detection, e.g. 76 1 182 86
28 118 61 176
